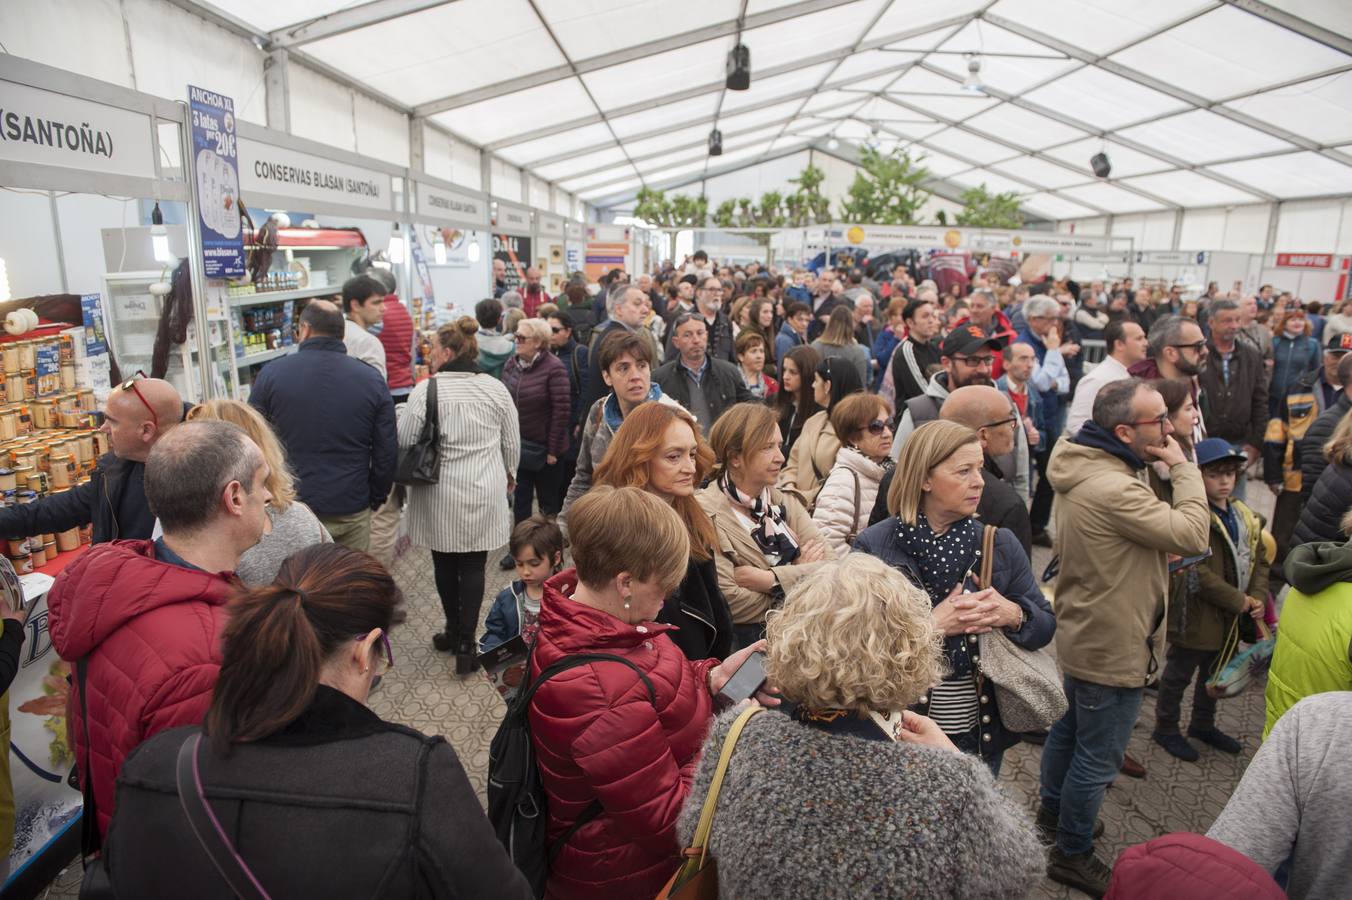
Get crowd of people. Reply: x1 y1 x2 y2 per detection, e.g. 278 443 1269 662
2 252 1349 899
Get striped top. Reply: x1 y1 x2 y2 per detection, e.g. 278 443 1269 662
398 371 520 553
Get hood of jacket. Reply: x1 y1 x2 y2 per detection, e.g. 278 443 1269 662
602 383 670 431
1284 537 1352 595
834 445 887 481
923 370 951 402
477 330 514 363
47 540 235 660
1049 429 1144 495
1069 420 1146 471
1127 357 1163 379
539 570 678 653
1106 833 1284 900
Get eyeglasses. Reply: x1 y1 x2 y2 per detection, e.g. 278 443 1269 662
952 355 995 368
1169 341 1207 353
1128 413 1170 428
513 334 535 343
117 371 158 427
982 416 1019 430
358 630 395 676
865 419 891 436
550 326 564 334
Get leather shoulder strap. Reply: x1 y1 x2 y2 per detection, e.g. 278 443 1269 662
978 525 997 590
176 733 271 900
683 706 764 872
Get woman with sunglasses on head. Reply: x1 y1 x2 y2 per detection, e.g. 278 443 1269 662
812 393 894 556
102 543 532 899
778 355 866 510
184 400 331 586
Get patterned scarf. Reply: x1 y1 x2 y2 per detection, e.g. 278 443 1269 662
719 474 801 564
893 512 981 604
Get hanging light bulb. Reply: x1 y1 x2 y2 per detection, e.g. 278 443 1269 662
433 229 447 265
0 258 10 304
387 222 406 265
827 136 840 150
467 236 482 263
962 55 984 94
150 202 174 264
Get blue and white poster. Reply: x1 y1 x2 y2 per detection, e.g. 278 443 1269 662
188 85 245 279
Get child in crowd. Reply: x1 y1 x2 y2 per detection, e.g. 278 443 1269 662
1153 439 1269 762
479 516 564 652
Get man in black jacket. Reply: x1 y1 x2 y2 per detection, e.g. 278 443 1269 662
0 376 183 544
665 276 735 364
869 385 1032 558
250 299 396 551
1199 299 1268 501
653 313 752 435
1298 346 1352 505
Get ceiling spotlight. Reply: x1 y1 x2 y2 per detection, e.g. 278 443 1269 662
709 128 723 156
1090 152 1112 178
726 43 751 91
962 55 983 94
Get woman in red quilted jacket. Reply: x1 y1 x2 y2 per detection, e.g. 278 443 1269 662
528 486 769 899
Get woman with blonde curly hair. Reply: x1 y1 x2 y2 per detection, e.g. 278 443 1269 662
594 402 734 658
855 420 1054 774
676 553 1044 900
185 399 331 585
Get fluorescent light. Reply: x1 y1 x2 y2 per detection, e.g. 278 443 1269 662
387 223 406 265
467 238 482 263
433 230 447 265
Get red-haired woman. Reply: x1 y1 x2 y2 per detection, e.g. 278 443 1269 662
594 402 734 659
102 543 530 897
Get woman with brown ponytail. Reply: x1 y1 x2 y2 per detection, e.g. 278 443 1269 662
400 316 521 674
102 543 532 898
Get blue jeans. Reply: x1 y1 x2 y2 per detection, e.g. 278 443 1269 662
1039 675 1143 855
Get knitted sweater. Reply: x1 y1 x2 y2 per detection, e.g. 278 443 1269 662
676 709 1044 900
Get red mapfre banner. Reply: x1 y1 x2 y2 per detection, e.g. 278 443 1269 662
1276 253 1333 268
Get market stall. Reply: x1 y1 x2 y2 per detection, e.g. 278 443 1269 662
408 175 490 326
491 199 534 295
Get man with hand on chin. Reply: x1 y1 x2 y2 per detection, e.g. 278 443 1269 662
1038 378 1210 897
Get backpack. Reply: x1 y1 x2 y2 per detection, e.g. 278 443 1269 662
487 650 656 897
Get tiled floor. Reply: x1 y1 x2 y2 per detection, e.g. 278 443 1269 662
41 485 1278 899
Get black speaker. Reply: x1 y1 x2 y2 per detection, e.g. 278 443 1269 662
726 44 751 91
1090 152 1111 178
709 129 723 156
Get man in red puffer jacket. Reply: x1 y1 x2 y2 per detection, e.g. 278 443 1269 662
49 421 272 838
526 487 760 900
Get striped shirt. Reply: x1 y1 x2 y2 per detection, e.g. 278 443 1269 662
928 676 980 735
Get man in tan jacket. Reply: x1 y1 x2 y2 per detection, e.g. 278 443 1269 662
1037 377 1210 897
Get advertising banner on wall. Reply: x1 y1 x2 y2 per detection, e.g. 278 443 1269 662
585 242 629 283
188 85 245 279
3 574 81 886
493 234 532 292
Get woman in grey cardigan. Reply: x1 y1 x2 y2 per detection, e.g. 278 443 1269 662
677 553 1043 900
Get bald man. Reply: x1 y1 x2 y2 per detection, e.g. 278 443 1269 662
870 385 1033 558
522 265 551 317
0 376 184 544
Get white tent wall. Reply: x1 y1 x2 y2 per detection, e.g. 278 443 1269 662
422 129 484 192
491 159 525 206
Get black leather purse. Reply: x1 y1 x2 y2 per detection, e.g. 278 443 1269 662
395 377 440 486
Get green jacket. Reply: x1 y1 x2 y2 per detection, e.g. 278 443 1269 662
1265 539 1352 738
1168 500 1268 652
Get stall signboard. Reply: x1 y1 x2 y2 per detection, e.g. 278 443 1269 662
1136 251 1207 265
1276 253 1333 269
537 214 565 240
826 224 1112 255
565 222 584 241
415 181 488 229
495 202 532 236
494 234 532 291
188 85 245 279
585 242 630 283
4 574 81 884
0 79 155 179
237 136 393 213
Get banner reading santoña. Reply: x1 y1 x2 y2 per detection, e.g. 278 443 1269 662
187 86 245 279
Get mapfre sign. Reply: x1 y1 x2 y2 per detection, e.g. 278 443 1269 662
1276 253 1333 269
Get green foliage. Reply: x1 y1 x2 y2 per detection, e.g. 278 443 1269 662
636 161 833 231
633 188 707 228
838 146 931 225
954 184 1025 229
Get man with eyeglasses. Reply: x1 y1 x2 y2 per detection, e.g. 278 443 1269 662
0 374 183 545
1040 378 1210 896
1126 315 1209 448
1017 296 1074 544
665 276 735 366
892 324 1030 501
868 385 1032 558
653 314 752 435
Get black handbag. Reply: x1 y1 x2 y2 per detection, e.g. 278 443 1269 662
518 439 549 473
395 377 440 486
75 658 116 900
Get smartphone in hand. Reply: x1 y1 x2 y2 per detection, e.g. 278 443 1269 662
717 651 767 705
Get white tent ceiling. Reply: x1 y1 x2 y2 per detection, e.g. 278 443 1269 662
189 0 1352 218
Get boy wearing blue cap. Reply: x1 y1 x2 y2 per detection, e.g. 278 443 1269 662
1153 438 1269 761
